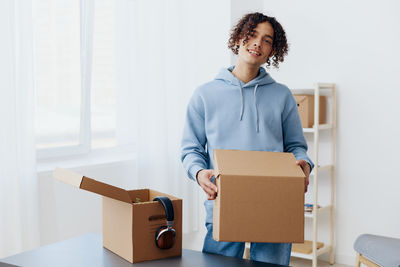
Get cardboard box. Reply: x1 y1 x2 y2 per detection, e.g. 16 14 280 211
294 94 326 128
212 149 305 243
53 167 182 263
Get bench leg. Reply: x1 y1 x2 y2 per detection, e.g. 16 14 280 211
356 253 381 267
355 252 361 267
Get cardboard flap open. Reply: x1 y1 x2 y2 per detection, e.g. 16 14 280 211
213 149 305 178
53 167 84 188
53 167 132 203
294 95 308 105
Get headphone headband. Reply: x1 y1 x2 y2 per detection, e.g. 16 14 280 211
153 196 174 223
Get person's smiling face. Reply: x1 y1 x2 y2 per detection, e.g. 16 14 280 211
237 21 274 67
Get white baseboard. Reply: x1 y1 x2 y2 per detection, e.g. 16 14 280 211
335 253 355 266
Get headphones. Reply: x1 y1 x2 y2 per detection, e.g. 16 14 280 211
153 196 176 249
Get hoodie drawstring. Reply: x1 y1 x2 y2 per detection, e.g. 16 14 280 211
238 83 260 133
254 84 259 132
239 82 244 121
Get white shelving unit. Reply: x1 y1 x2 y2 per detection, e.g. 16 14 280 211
290 83 336 267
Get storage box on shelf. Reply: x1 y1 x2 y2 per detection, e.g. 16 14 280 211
290 83 336 267
294 94 327 128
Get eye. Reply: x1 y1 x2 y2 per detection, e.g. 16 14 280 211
264 39 272 44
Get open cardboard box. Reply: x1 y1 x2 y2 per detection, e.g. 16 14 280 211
53 167 182 263
213 149 305 243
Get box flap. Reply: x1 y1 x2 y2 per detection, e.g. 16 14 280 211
53 167 132 203
53 167 84 188
294 95 308 104
213 149 305 178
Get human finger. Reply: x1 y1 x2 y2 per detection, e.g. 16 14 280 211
201 183 217 197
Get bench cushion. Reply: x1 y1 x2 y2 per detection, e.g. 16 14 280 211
354 234 400 267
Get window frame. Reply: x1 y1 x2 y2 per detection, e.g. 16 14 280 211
35 0 94 160
36 83 92 159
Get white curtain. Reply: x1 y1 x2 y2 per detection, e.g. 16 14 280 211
115 0 231 233
0 0 40 258
80 0 95 148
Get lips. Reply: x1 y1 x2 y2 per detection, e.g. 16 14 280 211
247 49 261 56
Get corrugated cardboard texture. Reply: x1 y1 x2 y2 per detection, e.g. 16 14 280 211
294 95 326 128
213 177 221 239
102 197 133 262
102 189 182 264
215 175 304 242
214 149 305 178
148 189 179 201
213 150 305 243
52 168 183 264
80 177 132 203
131 192 182 263
128 189 149 203
53 167 132 203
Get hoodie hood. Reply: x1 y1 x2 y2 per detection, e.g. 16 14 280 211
215 65 275 87
215 66 276 132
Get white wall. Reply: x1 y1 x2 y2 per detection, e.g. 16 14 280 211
230 0 400 265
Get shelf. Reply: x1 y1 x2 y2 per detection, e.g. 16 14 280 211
303 124 333 133
312 164 333 173
317 164 333 172
291 87 333 96
292 240 323 254
309 164 333 176
316 83 335 89
291 82 335 266
304 205 332 218
291 245 331 260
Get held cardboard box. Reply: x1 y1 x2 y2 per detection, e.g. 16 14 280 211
294 94 326 128
53 167 182 264
213 149 305 243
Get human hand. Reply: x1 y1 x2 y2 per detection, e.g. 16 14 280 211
296 160 310 193
196 169 218 200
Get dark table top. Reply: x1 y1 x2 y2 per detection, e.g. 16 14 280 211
0 233 286 267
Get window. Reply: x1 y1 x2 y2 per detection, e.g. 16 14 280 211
91 0 116 149
33 0 116 159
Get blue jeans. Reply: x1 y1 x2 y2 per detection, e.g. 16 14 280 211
202 223 292 266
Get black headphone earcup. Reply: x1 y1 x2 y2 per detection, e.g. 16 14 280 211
155 225 167 241
155 225 176 249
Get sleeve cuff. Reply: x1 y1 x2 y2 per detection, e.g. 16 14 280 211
305 159 314 172
188 165 205 184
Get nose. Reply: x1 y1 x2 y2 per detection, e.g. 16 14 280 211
253 39 261 48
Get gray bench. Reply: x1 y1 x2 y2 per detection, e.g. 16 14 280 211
354 234 400 267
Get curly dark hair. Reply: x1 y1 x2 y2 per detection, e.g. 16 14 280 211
228 12 289 68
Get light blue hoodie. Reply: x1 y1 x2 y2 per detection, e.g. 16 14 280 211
181 66 313 223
